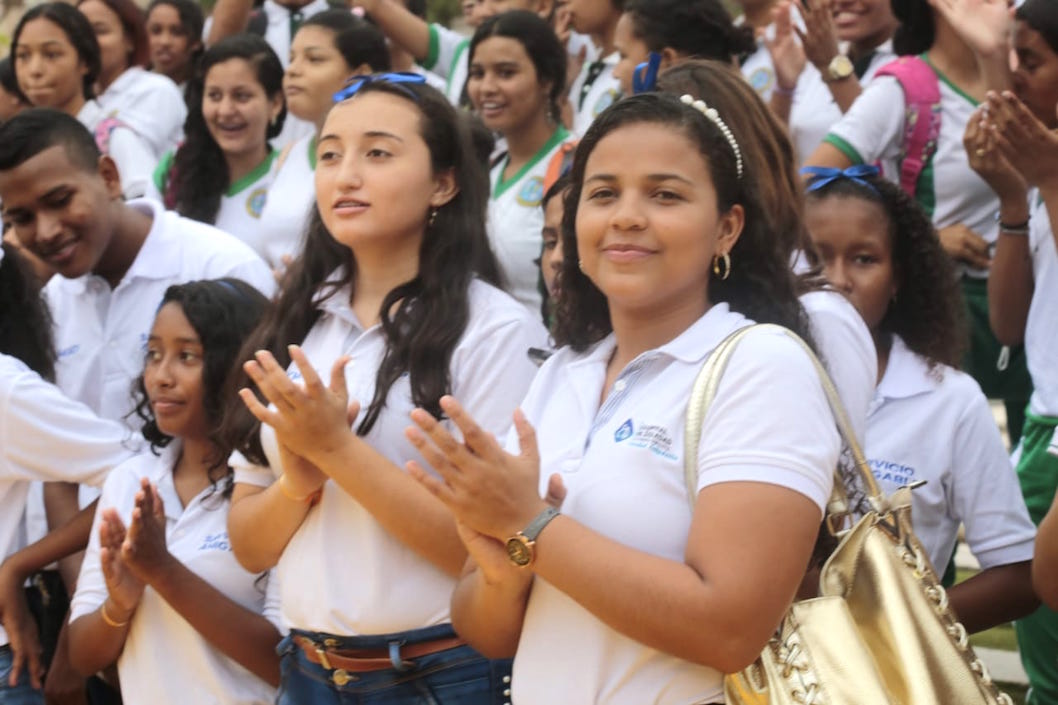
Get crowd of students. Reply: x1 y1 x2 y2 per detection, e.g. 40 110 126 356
0 0 1057 703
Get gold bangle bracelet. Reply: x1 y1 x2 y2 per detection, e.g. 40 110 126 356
100 600 130 628
277 473 317 503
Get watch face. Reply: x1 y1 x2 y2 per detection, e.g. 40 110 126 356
506 537 533 567
830 55 854 79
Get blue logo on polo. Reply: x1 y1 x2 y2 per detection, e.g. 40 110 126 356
516 176 545 207
615 419 634 442
198 532 231 551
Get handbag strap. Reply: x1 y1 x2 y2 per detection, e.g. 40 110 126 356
682 323 883 514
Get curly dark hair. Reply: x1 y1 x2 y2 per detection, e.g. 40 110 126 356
804 173 967 368
626 0 755 64
164 34 286 224
470 11 567 123
220 80 501 465
12 3 102 103
0 242 56 380
133 279 270 488
552 92 814 350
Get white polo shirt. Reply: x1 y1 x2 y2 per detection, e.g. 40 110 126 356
865 336 1036 573
801 289 877 444
824 61 998 278
511 304 840 705
488 127 573 312
70 445 280 705
259 0 331 68
46 198 275 427
151 150 279 261
256 134 316 268
787 45 894 165
231 277 547 636
422 23 470 106
0 354 138 649
1026 194 1058 416
568 52 621 137
78 100 159 201
96 67 186 160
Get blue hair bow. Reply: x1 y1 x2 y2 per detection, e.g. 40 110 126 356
632 52 662 94
801 164 881 193
333 72 427 103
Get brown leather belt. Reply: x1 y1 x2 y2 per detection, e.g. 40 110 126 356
293 634 466 673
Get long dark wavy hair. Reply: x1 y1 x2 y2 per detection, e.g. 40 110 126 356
11 3 101 103
0 242 56 380
133 279 270 490
553 92 814 350
165 35 285 224
220 80 500 465
805 174 967 369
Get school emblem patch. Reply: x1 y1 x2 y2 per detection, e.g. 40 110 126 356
516 176 545 207
246 188 268 219
593 89 619 117
748 67 774 96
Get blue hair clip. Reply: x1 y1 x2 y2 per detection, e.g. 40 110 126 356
802 164 881 193
333 71 427 103
632 52 662 94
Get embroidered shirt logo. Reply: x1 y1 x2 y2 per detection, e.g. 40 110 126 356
516 176 545 208
869 458 916 487
58 344 81 358
198 532 231 551
628 424 677 460
246 188 268 219
615 419 634 442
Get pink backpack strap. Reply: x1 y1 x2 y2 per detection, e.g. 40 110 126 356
873 56 942 198
93 115 129 155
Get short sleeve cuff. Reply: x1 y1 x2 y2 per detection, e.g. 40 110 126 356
422 24 440 71
698 454 833 514
823 134 865 165
230 450 276 488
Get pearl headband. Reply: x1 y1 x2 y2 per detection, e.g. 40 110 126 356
679 94 744 179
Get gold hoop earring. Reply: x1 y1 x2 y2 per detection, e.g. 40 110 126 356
713 252 731 281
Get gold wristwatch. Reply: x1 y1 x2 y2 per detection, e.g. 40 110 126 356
825 54 854 83
505 507 560 567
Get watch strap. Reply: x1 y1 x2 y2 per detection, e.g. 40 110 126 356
522 506 560 541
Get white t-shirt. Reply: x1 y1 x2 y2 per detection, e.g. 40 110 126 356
0 354 137 648
800 289 877 444
70 445 280 705
46 198 275 427
865 336 1036 572
1026 194 1058 415
568 51 621 137
230 277 547 635
824 61 998 277
151 150 279 261
512 305 840 704
78 100 159 200
95 67 186 160
787 44 894 165
256 134 316 268
488 127 573 312
422 23 470 106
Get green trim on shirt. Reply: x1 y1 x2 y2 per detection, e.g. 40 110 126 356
921 53 979 107
227 149 278 196
153 150 174 193
823 134 865 165
423 24 440 71
916 159 936 216
492 127 570 200
447 39 470 95
308 135 317 170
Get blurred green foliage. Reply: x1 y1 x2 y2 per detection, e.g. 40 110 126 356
426 0 461 26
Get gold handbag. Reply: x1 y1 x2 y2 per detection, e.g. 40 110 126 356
684 324 1014 705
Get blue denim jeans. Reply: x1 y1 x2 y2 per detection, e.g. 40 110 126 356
276 625 512 705
0 646 44 705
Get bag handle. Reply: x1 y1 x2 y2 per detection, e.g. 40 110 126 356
683 324 883 515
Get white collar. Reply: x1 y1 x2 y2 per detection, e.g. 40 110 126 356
875 335 943 401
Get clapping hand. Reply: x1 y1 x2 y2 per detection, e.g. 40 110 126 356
983 91 1058 189
120 480 176 585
